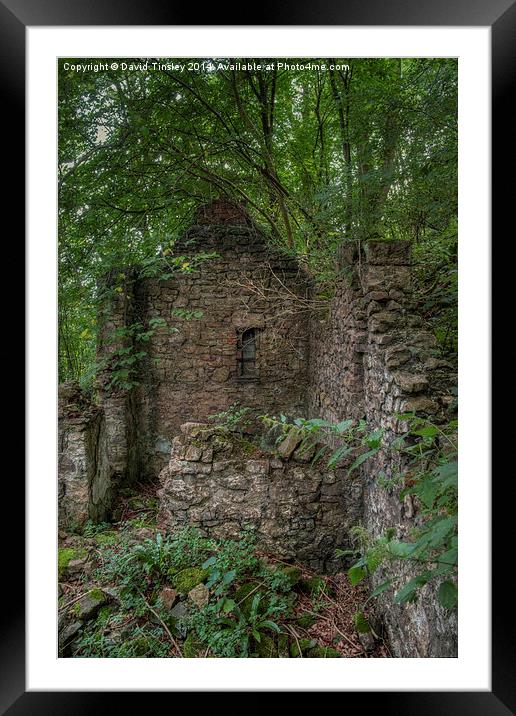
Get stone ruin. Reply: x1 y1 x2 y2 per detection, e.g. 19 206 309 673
157 422 363 573
58 199 457 656
58 383 111 527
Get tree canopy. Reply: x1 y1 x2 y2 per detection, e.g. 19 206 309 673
58 57 457 384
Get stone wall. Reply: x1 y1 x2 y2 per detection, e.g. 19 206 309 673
98 201 310 480
307 239 457 657
157 422 363 572
360 240 457 657
96 270 142 487
58 383 112 528
308 246 367 425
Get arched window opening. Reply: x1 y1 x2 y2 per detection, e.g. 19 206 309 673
237 328 258 379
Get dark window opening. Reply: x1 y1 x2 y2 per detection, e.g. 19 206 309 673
237 328 258 379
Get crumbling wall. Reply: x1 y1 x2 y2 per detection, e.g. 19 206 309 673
359 240 457 657
308 240 457 657
99 201 310 478
58 383 112 528
157 422 363 572
308 246 367 424
96 270 142 487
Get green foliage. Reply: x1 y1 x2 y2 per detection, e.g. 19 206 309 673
352 611 371 634
260 414 383 471
308 646 341 658
290 638 317 657
183 632 206 658
209 403 255 434
82 521 113 538
170 308 204 320
177 531 294 657
98 319 178 392
74 615 169 658
184 590 285 658
347 415 458 610
96 528 214 612
86 525 296 658
59 58 457 383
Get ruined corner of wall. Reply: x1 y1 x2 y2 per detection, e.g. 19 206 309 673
358 239 458 657
58 382 113 529
360 239 456 432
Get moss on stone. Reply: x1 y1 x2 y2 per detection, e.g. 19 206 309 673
183 632 206 658
131 636 153 657
281 565 302 587
254 633 277 658
290 638 317 658
58 548 77 579
308 646 341 658
299 575 331 596
277 633 290 658
234 582 266 617
234 437 257 455
96 605 115 624
58 546 87 579
171 567 209 594
352 611 371 634
296 612 318 629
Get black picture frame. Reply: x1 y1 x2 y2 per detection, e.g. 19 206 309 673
7 0 510 711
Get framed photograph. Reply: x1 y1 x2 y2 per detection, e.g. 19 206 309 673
7 0 509 709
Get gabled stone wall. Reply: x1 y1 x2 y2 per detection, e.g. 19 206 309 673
97 201 310 481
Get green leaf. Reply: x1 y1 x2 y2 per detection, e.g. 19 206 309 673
428 515 457 547
438 580 458 609
250 593 261 620
417 477 440 509
327 444 353 467
352 611 371 634
334 419 354 433
311 444 328 462
348 564 367 586
394 572 432 603
412 426 439 438
433 461 458 489
388 540 417 558
349 448 379 473
438 547 458 567
259 620 281 633
222 570 236 585
370 580 392 598
222 598 236 614
366 428 384 449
